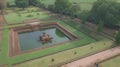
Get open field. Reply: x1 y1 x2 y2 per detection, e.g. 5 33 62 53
99 55 120 67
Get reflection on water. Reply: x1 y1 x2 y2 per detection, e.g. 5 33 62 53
18 28 70 51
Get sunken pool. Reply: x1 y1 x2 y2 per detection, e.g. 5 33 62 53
18 28 70 51
9 22 78 56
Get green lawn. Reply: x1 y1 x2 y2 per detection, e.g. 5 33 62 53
0 28 9 64
100 55 120 67
4 7 50 24
13 38 112 67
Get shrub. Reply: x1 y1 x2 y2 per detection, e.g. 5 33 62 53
74 52 77 55
51 58 55 62
26 14 33 17
36 13 40 15
115 29 120 45
18 14 21 16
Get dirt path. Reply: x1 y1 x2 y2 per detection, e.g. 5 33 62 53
62 46 120 67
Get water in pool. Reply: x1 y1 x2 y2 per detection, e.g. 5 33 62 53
18 28 70 51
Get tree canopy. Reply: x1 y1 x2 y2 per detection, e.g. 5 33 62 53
15 0 29 10
29 0 40 6
54 0 72 14
90 0 120 27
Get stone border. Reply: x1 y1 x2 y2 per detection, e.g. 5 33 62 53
9 22 79 57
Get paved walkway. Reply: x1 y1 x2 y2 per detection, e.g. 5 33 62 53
62 46 120 67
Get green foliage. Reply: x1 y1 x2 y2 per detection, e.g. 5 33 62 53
36 13 40 15
69 4 81 18
0 4 4 13
29 0 40 6
51 58 55 62
15 0 29 10
55 29 65 37
90 0 120 27
54 0 72 14
78 11 89 24
115 29 120 44
97 20 104 32
0 4 5 10
26 14 33 17
47 5 54 11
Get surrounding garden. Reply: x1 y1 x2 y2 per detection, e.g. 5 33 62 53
13 40 112 67
0 0 120 67
0 20 113 67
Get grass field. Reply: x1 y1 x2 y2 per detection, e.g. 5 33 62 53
99 55 120 67
4 7 50 24
14 40 112 67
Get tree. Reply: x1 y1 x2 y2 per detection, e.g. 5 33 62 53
97 20 104 32
38 3 46 9
69 4 81 18
54 0 72 14
90 0 120 27
48 5 54 11
29 0 40 6
78 11 89 24
15 0 29 10
115 29 120 45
